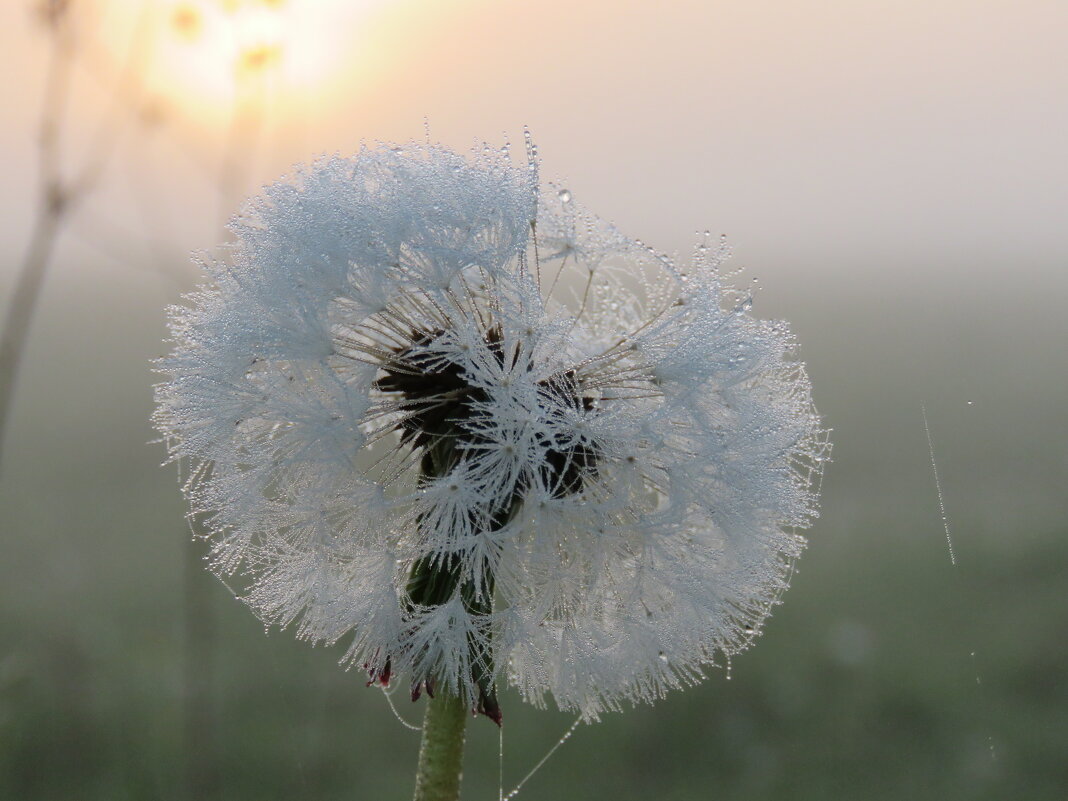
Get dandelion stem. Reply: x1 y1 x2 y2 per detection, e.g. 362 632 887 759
413 691 468 801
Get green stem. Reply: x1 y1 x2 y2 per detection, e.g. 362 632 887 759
412 692 468 801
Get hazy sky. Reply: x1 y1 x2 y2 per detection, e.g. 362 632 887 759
2 0 1066 289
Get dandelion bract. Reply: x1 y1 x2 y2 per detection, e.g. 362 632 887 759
153 140 829 721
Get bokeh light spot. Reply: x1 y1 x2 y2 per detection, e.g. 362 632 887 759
171 4 202 41
238 43 283 77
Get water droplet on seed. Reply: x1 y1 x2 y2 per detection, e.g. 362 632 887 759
558 188 572 203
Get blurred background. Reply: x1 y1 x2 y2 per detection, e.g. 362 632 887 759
1 1 1066 799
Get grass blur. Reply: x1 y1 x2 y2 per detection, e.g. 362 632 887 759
0 255 1065 801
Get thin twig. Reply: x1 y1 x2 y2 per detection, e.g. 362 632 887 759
0 8 76 471
181 64 272 801
0 3 156 471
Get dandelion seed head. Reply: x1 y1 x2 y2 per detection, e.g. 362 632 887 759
154 140 829 721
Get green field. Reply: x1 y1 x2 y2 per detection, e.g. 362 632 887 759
2 261 1065 801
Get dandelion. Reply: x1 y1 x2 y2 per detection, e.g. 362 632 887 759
153 139 828 799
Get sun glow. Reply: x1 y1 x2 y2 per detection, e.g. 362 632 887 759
99 0 393 123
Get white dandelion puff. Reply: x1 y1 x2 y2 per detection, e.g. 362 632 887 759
153 140 829 723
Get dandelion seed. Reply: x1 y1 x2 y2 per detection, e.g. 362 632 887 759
153 140 829 723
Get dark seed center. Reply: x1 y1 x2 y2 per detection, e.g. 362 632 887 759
373 327 599 498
